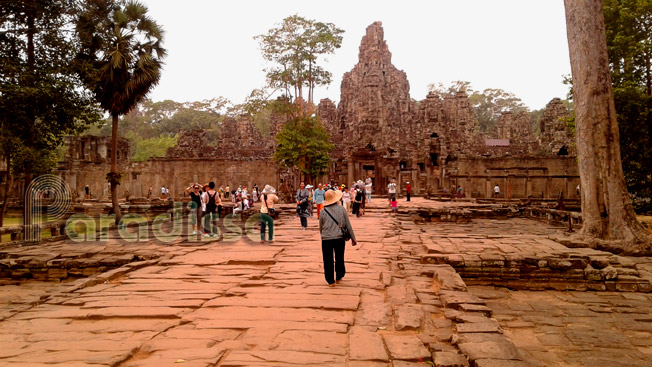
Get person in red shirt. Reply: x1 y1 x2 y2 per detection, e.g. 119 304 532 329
406 182 412 202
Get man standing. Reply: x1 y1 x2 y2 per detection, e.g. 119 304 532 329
185 183 203 236
493 184 500 199
406 181 411 202
202 182 221 238
296 181 310 230
161 186 166 199
314 183 326 219
387 178 397 202
147 186 152 198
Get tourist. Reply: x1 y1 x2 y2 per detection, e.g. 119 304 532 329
314 183 326 219
306 184 314 216
365 178 372 203
224 185 230 200
359 181 366 216
388 178 397 201
259 185 278 244
319 189 357 287
352 185 363 217
296 181 311 230
391 196 398 213
406 181 411 202
185 183 203 236
576 184 580 197
161 186 166 199
147 186 152 198
457 185 463 199
341 185 351 212
252 186 259 203
84 185 90 199
494 184 500 198
233 193 244 217
202 182 221 238
165 187 170 198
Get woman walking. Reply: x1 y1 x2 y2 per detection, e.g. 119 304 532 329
296 181 311 230
341 185 351 212
259 185 278 244
319 189 357 287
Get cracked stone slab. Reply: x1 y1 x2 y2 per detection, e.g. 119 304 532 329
349 326 389 361
382 334 431 360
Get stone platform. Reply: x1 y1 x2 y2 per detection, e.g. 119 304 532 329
0 197 650 367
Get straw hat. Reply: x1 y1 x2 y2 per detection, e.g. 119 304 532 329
323 188 343 206
261 185 276 194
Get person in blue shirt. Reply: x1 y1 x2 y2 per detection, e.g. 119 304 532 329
313 183 326 219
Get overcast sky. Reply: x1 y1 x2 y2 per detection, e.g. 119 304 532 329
141 0 571 110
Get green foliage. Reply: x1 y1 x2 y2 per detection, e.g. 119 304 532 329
255 15 344 106
602 0 652 209
0 0 100 178
76 0 167 118
274 116 334 180
131 135 178 162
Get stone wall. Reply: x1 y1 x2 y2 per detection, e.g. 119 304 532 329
54 21 577 201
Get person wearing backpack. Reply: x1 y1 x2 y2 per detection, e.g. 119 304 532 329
202 182 221 238
259 185 279 244
319 189 357 287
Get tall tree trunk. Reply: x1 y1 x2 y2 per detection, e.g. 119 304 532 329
110 113 122 224
564 0 651 254
23 0 36 228
0 154 12 228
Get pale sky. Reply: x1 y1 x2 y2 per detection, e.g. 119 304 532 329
141 0 571 110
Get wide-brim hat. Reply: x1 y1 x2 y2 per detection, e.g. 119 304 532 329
323 188 343 206
261 185 276 194
305 184 313 189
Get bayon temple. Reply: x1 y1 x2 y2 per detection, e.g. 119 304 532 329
54 22 578 201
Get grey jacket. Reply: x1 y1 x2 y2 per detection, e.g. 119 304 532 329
319 204 357 242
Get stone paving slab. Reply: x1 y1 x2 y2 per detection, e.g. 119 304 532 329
1 197 650 366
469 285 652 367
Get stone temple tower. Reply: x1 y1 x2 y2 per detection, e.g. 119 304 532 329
337 21 413 155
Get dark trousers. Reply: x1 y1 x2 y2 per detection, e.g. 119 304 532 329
321 238 346 285
204 211 218 234
300 216 307 228
260 213 273 241
407 192 411 201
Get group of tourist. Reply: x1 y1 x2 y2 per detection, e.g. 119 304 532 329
183 182 273 238
185 182 222 238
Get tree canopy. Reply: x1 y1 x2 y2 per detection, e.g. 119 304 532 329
602 0 652 210
76 0 166 223
274 116 334 181
0 0 100 225
255 15 344 111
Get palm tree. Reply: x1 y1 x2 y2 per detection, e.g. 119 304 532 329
76 0 166 224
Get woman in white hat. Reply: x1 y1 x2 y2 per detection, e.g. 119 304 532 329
260 185 278 243
319 189 357 287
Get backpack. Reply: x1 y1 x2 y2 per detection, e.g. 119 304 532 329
206 191 217 212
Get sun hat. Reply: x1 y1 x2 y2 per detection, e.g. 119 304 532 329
261 185 276 194
323 188 343 206
305 184 313 189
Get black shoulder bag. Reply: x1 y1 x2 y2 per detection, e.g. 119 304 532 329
323 207 351 241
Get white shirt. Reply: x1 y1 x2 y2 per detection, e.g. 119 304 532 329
494 186 500 193
365 183 372 192
388 183 396 193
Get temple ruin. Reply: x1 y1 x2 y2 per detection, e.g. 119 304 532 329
53 21 578 201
